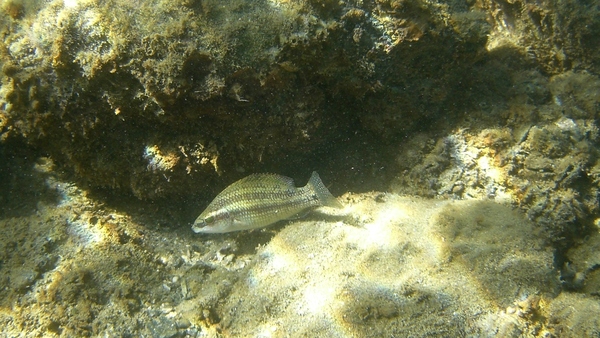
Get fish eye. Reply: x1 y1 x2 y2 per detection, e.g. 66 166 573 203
205 215 215 224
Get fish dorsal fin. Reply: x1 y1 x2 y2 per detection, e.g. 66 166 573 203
220 174 296 196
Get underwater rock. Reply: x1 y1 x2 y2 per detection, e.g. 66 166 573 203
545 292 600 337
480 0 600 74
0 0 516 201
1 1 599 336
565 231 600 295
0 164 594 336
215 193 558 336
0 0 597 212
392 70 600 250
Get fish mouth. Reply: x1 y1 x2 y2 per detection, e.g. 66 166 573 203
192 220 221 233
191 224 222 234
191 222 206 233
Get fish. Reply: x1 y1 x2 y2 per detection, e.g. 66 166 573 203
192 171 343 233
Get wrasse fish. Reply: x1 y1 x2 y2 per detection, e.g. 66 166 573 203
192 171 343 233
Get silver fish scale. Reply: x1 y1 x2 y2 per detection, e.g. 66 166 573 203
219 185 317 226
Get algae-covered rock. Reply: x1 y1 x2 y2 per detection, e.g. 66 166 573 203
480 0 600 74
544 292 600 337
564 231 600 294
2 0 600 335
0 0 497 201
0 160 596 336
3 0 597 206
214 194 558 336
392 69 600 250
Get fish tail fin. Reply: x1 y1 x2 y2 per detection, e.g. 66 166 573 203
307 171 343 208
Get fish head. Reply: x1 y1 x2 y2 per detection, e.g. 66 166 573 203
191 209 234 233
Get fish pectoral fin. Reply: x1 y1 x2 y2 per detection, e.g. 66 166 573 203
232 218 245 225
286 209 311 220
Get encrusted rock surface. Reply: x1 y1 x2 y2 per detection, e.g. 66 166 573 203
1 0 600 336
0 169 567 336
4 0 596 202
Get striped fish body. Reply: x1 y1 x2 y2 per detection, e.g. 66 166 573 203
192 171 342 233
